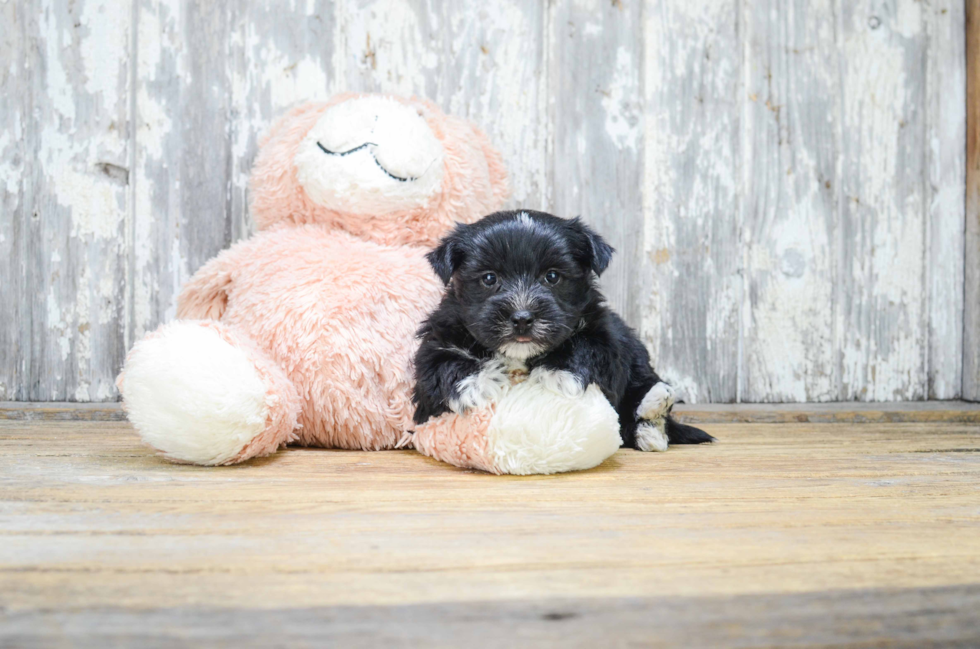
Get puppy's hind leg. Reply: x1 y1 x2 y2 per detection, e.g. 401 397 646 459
634 381 716 450
633 382 675 452
618 333 715 450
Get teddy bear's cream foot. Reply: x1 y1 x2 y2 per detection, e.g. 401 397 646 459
413 367 621 475
634 382 676 452
411 406 500 473
119 320 301 465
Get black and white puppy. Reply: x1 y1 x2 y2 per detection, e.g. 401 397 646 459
412 210 715 451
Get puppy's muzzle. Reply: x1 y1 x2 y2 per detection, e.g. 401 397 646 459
510 310 534 336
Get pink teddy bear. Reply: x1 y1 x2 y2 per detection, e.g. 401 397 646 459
120 93 622 474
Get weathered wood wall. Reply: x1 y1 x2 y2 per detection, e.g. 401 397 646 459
0 0 969 403
966 0 980 401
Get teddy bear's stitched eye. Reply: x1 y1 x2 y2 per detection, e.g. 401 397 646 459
481 272 497 287
544 270 561 285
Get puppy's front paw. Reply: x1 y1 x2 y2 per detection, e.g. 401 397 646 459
529 368 585 398
635 420 668 452
637 381 675 421
448 359 509 413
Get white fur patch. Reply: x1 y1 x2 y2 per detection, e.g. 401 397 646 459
634 421 669 453
637 381 675 421
498 341 546 360
516 211 536 228
294 96 444 215
486 379 622 475
120 324 269 465
530 367 584 398
634 382 674 453
448 358 509 413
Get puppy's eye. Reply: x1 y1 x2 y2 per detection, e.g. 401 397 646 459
544 270 561 285
481 272 497 287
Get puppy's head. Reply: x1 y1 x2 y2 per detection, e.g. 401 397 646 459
427 210 613 360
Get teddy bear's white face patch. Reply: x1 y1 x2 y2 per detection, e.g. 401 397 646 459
294 96 445 216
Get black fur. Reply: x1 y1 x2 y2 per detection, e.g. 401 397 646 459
412 210 715 449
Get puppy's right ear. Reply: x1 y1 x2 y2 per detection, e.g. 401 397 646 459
568 217 615 277
426 229 465 285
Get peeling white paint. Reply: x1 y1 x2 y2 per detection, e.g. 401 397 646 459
46 291 70 362
2 0 967 403
61 170 124 239
441 1 548 206
132 0 182 339
894 0 922 38
78 1 128 103
0 130 22 196
601 47 640 151
838 0 928 401
40 3 76 124
341 0 431 97
19 0 134 400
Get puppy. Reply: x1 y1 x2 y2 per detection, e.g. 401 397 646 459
412 210 715 451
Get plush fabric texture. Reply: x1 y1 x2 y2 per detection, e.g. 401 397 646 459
120 94 508 466
249 93 509 248
118 320 300 465
413 372 622 475
410 406 497 473
177 226 445 451
121 93 621 474
293 96 446 215
487 382 622 475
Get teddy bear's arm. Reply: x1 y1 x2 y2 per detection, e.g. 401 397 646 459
175 247 240 320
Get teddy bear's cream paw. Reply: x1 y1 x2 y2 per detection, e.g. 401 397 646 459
529 367 585 398
120 322 270 466
486 383 622 475
637 381 676 421
634 420 669 453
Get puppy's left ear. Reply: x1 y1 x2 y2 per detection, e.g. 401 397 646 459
569 217 615 277
426 227 466 285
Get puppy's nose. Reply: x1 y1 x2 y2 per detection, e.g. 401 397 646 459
510 311 535 333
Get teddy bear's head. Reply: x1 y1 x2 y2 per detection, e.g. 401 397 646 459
249 93 510 248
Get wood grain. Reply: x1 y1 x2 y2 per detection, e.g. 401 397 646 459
549 0 644 326
6 399 980 423
2 0 132 402
641 0 742 403
838 1 930 401
927 0 966 400
673 399 980 424
4 586 979 647
1 418 978 644
0 402 129 421
0 0 970 404
0 0 30 402
335 0 550 211
741 0 838 403
967 0 980 402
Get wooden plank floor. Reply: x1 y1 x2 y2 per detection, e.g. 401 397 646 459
1 408 979 647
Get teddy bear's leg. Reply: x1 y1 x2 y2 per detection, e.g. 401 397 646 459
485 376 623 475
118 320 301 465
411 366 622 476
410 406 500 474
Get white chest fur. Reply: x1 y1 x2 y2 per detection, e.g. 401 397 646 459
448 356 585 414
